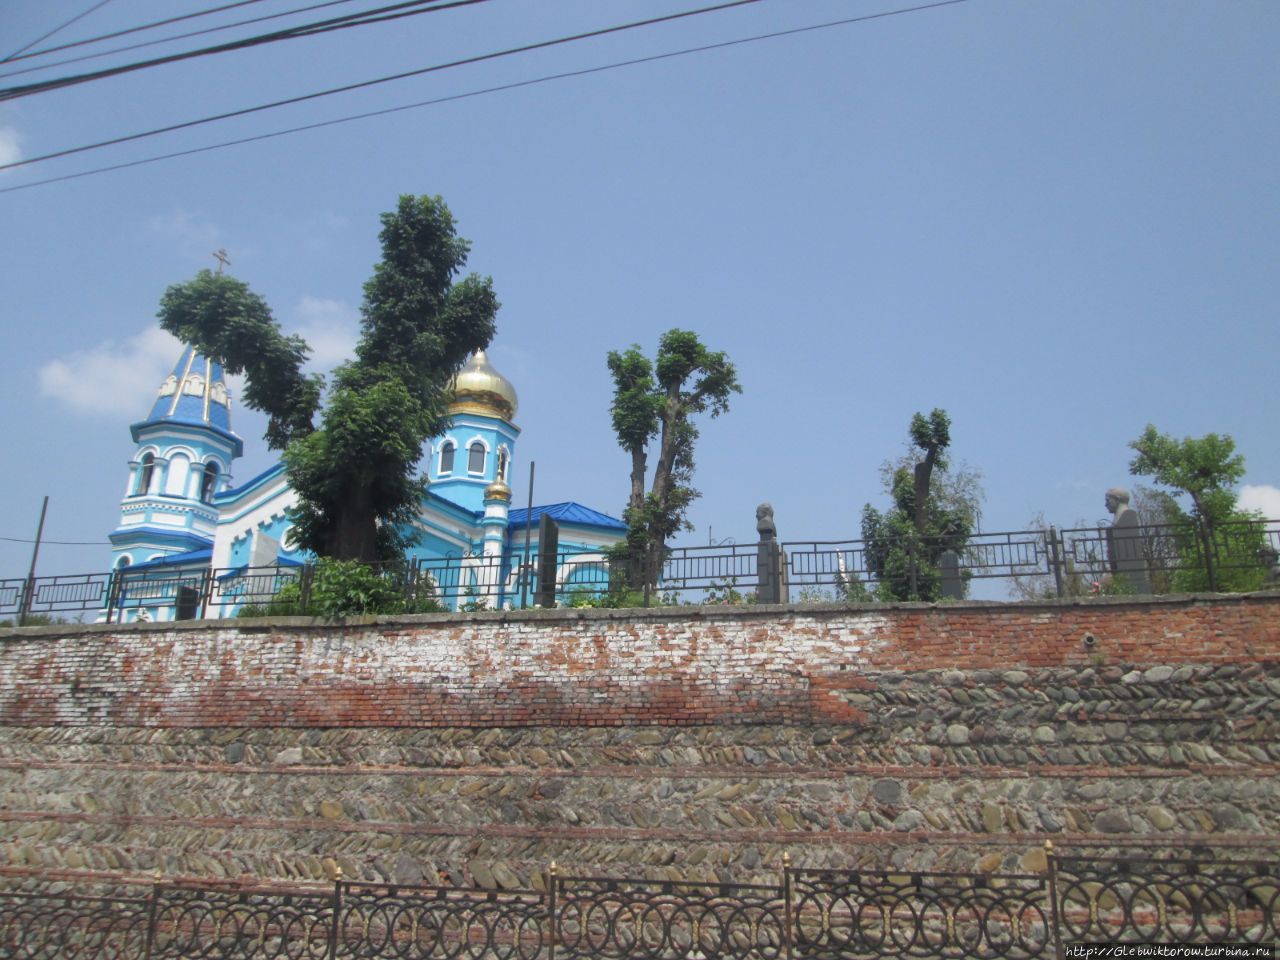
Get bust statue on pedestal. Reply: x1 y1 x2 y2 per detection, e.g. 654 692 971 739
1105 487 1151 594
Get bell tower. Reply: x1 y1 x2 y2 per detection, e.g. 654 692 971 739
108 346 244 570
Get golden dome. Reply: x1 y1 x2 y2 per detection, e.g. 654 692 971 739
448 350 518 421
484 478 512 502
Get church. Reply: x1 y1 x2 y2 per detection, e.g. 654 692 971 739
106 346 626 620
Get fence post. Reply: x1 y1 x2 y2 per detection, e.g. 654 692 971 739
144 870 161 960
546 860 557 960
17 575 34 627
198 568 212 620
781 851 793 960
1048 527 1065 599
105 569 122 624
327 866 343 960
300 564 315 613
1045 840 1062 960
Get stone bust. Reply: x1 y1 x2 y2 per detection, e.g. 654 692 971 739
1105 487 1136 523
756 502 776 540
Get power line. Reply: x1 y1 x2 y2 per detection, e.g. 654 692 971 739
0 0 362 82
4 0 118 62
0 536 109 546
4 0 271 65
0 0 493 102
0 0 971 196
0 0 767 171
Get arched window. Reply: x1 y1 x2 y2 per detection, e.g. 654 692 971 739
497 447 509 482
137 453 155 495
200 462 220 502
468 441 486 475
439 442 455 476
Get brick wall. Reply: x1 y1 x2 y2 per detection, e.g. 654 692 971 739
1 594 1277 887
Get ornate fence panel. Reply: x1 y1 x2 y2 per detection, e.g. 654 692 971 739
148 882 335 958
0 886 151 959
1048 854 1280 949
551 874 788 960
335 881 547 959
788 868 1052 960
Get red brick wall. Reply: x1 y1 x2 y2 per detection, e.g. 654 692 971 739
2 595 1276 729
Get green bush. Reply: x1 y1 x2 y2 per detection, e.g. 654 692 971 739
235 559 443 618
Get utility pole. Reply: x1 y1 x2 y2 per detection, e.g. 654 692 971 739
19 496 49 626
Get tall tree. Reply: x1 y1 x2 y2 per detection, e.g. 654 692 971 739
1128 424 1264 591
159 194 497 562
607 329 740 593
861 409 976 601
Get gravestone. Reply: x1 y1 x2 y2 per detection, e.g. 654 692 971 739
535 514 559 608
939 549 963 600
1104 487 1151 594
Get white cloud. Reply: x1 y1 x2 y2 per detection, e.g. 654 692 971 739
148 210 223 261
1239 484 1280 524
290 296 359 372
0 126 22 167
38 327 183 417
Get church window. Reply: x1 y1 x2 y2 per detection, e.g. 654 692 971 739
439 442 455 475
468 441 486 475
200 462 220 502
497 447 509 482
137 453 155 495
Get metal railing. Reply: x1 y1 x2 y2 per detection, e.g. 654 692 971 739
2 849 1275 958
3 520 1277 623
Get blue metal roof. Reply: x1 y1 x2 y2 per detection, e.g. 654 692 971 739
508 502 627 532
215 461 286 503
126 547 214 570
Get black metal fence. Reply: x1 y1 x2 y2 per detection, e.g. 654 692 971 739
2 851 1276 958
4 519 1277 623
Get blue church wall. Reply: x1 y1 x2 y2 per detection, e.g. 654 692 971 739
427 411 520 514
102 346 626 619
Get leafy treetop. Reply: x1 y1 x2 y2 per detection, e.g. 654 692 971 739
158 194 498 563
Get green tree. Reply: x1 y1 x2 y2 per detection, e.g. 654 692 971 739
861 409 976 601
1128 425 1266 592
607 329 741 594
160 194 497 562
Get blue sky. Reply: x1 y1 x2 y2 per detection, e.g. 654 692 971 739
2 0 1277 586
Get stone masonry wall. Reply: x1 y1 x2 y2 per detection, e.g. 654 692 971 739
0 594 1277 889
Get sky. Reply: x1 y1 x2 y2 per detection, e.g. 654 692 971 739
1 0 1277 593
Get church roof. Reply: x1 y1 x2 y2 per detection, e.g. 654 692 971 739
508 501 627 532
131 345 243 455
126 547 214 570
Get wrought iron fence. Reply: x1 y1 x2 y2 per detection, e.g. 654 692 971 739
2 850 1276 959
3 520 1277 624
1048 853 1279 949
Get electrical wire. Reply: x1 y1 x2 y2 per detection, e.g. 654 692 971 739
0 536 110 546
4 0 271 65
0 0 970 196
0 0 767 171
0 0 493 102
4 0 118 62
0 0 362 82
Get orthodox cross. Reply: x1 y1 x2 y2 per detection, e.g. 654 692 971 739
212 249 230 274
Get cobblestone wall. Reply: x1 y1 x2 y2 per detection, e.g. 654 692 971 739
1 595 1277 888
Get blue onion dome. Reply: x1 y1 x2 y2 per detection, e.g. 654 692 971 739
133 345 242 454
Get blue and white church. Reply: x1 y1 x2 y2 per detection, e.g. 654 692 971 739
107 346 626 620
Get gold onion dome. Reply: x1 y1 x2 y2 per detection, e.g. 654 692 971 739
448 350 518 421
485 479 512 502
